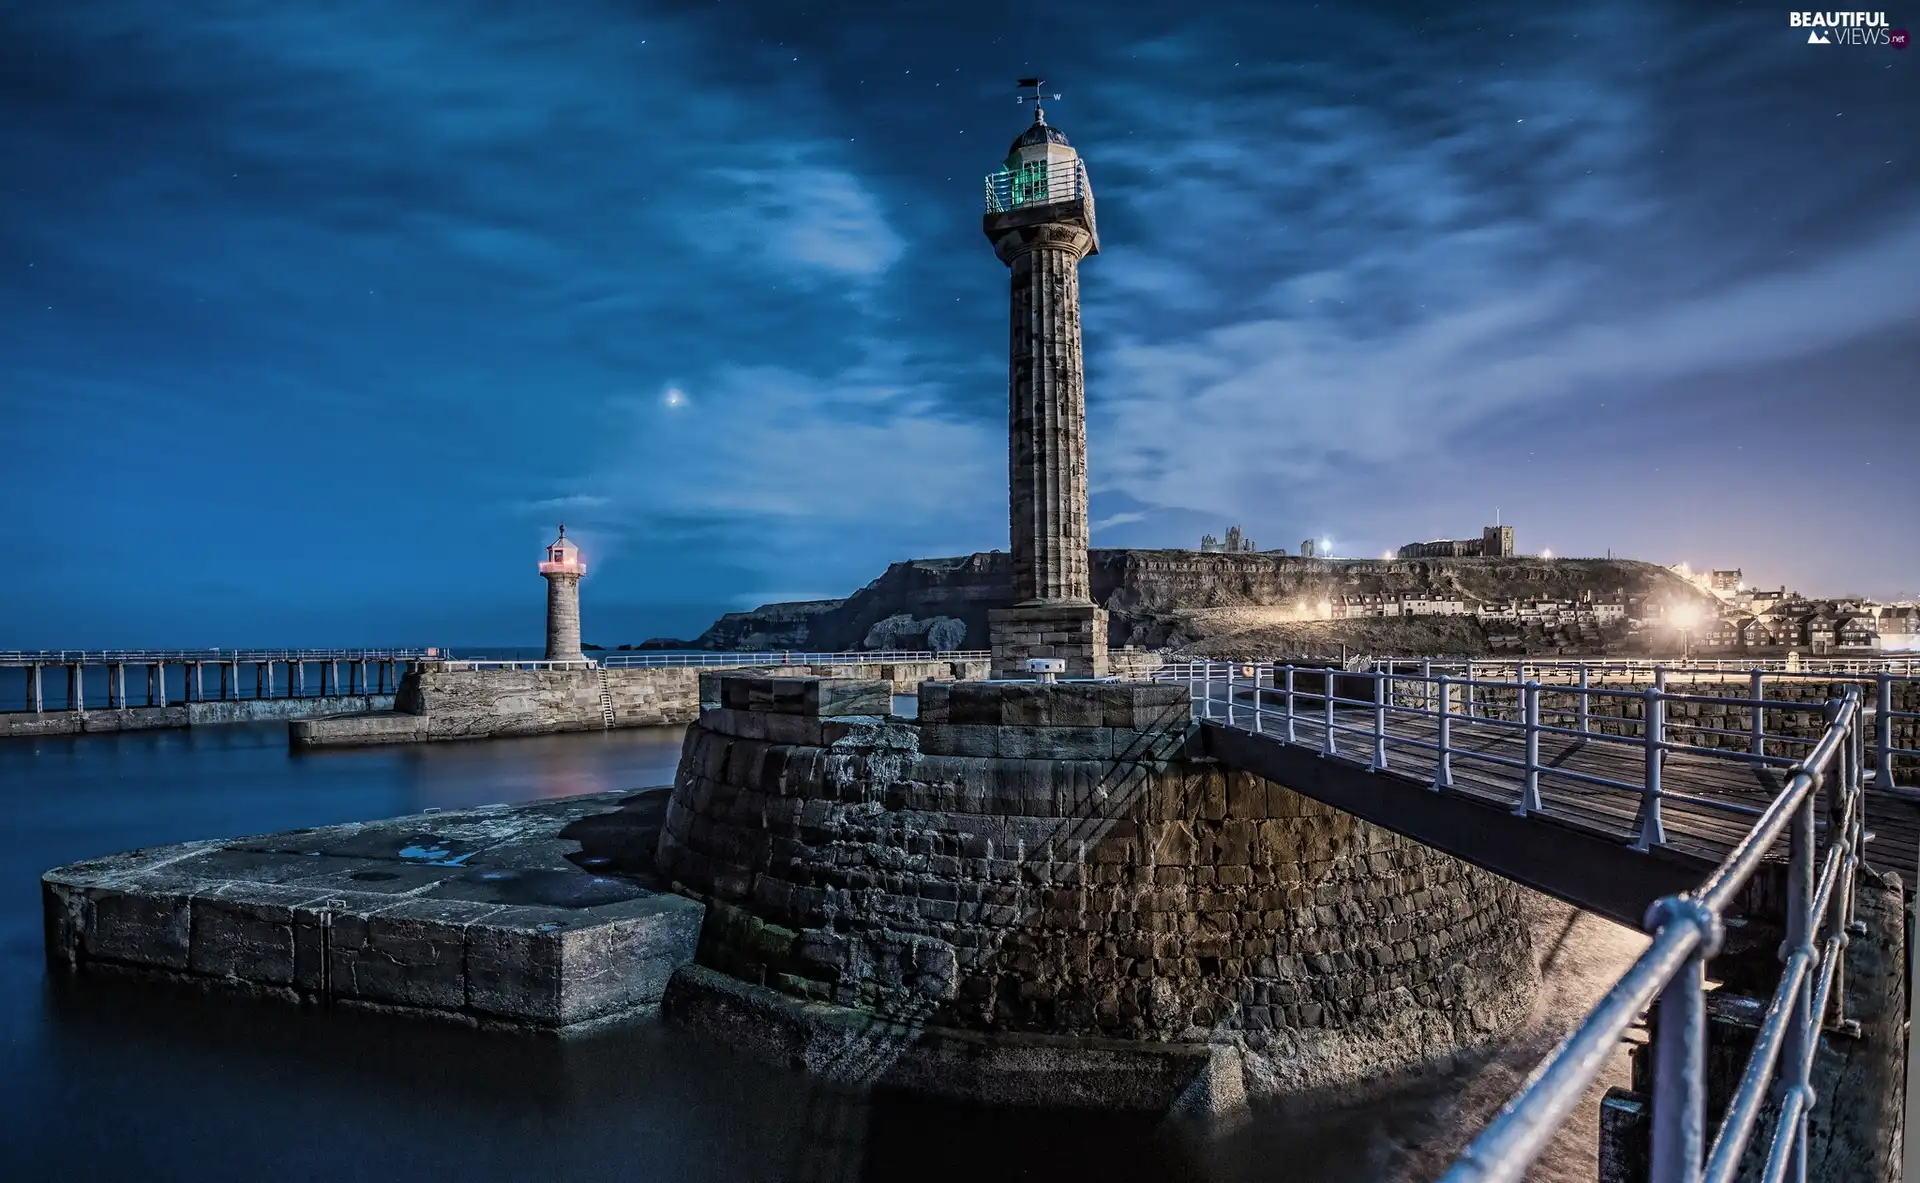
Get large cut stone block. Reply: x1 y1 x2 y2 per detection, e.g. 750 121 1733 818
989 603 1109 679
934 680 1187 730
718 676 893 718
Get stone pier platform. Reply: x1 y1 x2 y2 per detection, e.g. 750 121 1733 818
41 788 702 1032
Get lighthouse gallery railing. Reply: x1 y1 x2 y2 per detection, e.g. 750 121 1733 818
983 158 1093 215
1159 662 1871 1183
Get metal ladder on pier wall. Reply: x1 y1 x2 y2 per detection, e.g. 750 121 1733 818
596 665 616 730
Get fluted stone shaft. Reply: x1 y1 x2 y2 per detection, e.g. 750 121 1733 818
544 572 584 662
994 221 1096 605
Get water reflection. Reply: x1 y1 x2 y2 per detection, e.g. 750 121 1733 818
1 720 1477 1183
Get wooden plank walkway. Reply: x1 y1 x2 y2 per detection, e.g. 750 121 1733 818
1202 695 1920 907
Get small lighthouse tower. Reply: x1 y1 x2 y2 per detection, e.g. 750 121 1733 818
539 524 587 664
982 79 1107 678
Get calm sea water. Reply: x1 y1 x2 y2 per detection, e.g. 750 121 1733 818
0 721 1456 1182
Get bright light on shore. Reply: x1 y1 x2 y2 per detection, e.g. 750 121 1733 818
1670 604 1701 629
1541 548 1553 559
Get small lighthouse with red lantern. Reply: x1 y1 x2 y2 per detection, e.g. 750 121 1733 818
538 525 587 663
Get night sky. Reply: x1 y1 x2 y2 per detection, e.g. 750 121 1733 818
3 1 1915 648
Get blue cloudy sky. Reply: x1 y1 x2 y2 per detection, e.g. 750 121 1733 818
3 1 1915 647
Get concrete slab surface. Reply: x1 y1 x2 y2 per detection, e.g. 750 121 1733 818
42 786 702 1032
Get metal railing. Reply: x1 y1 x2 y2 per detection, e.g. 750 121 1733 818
598 650 990 668
1155 661 1871 1182
1447 689 1864 1183
439 659 596 671
1156 659 1916 794
983 158 1092 216
1374 655 1920 677
0 648 440 664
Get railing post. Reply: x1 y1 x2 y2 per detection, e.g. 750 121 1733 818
1635 680 1667 849
1372 671 1388 771
1875 673 1895 788
1750 669 1766 760
1283 666 1297 744
1323 670 1337 758
1516 681 1543 815
1648 910 1710 1183
1465 661 1476 719
1823 699 1856 1033
1577 665 1591 736
1777 786 1818 1182
1434 674 1453 791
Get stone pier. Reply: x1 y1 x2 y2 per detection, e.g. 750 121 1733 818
41 788 702 1031
3 653 416 740
656 675 1538 1110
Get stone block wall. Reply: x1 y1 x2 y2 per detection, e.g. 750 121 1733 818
988 603 1109 679
656 676 1537 1093
397 660 990 741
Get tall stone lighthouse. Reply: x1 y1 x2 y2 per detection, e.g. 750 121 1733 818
539 525 588 664
983 80 1107 678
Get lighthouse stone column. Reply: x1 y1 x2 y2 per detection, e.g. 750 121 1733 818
983 110 1107 679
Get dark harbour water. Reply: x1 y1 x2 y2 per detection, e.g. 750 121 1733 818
0 722 1459 1183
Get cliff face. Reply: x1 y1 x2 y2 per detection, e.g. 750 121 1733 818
664 551 1713 655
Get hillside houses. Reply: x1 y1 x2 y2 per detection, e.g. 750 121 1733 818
1326 591 1628 625
1697 597 1907 653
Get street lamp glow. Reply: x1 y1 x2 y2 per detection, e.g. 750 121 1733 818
1541 548 1553 560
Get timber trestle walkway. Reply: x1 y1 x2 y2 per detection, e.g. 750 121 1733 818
1150 659 1914 1181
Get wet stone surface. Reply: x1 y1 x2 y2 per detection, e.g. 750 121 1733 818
42 787 703 1031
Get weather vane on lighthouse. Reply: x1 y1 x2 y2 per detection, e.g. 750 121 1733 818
1014 77 1062 121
